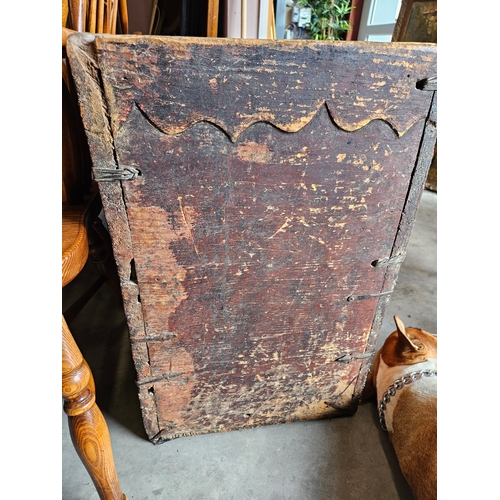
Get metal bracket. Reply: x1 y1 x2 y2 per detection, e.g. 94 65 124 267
347 290 393 302
416 76 437 91
93 166 141 181
371 253 406 268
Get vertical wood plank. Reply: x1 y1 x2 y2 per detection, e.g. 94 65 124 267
241 0 247 37
207 0 220 37
67 35 437 442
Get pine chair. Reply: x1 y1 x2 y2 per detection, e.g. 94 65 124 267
62 67 127 500
63 1 128 496
62 73 127 500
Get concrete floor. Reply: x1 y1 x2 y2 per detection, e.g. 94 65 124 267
62 189 437 500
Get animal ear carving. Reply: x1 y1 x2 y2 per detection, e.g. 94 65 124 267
394 315 420 352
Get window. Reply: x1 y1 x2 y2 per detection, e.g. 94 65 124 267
357 0 402 41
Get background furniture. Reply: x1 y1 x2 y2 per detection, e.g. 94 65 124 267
63 1 128 498
63 0 129 34
392 0 437 192
392 0 437 43
62 74 126 500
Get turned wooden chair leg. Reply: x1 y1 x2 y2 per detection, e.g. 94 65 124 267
62 315 127 500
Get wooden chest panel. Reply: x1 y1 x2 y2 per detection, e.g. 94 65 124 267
67 35 436 442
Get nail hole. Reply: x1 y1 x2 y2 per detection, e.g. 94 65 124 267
129 258 138 284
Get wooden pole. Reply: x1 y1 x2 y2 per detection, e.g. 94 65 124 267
241 0 247 38
89 0 97 32
97 0 105 32
118 0 129 33
111 0 119 33
69 0 86 31
207 0 219 37
62 0 69 27
148 0 158 35
267 0 275 39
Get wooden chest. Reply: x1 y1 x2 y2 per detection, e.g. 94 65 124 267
67 34 437 443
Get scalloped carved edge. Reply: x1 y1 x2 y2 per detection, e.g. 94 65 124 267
134 100 412 143
68 33 434 142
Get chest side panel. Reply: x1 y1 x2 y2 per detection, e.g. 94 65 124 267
68 35 436 441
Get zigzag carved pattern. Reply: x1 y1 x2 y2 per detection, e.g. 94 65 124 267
96 37 436 142
134 100 408 142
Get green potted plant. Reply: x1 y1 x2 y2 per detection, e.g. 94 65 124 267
297 0 353 40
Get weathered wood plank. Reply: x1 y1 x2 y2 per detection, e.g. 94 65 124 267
95 36 436 140
67 34 437 442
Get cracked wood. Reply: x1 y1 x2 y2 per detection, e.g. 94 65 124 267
67 34 437 442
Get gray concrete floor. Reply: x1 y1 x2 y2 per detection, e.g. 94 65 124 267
62 189 436 500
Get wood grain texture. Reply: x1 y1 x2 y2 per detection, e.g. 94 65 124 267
119 0 129 34
63 46 126 497
67 35 437 442
89 0 98 33
62 0 69 27
62 203 89 287
62 317 127 500
68 0 86 32
93 36 436 139
206 0 219 37
392 0 437 44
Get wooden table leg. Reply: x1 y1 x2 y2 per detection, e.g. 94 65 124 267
62 316 127 500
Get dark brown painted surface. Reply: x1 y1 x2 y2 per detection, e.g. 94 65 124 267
67 35 436 442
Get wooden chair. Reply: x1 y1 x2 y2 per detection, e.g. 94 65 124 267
62 0 128 500
63 0 129 35
67 34 437 444
62 69 127 500
62 73 127 500
63 1 127 496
